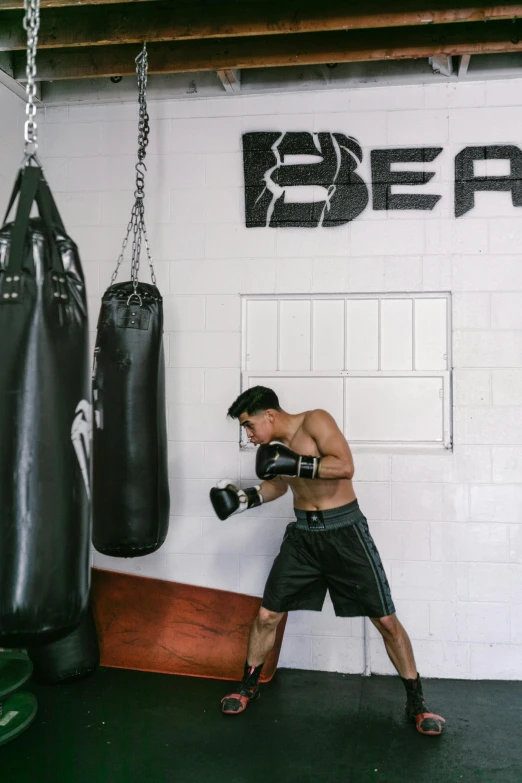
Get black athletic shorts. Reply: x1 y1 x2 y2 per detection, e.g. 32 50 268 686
262 500 395 618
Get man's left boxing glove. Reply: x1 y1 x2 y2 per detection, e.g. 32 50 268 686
210 480 263 521
256 443 321 480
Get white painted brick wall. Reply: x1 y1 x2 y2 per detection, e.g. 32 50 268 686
38 76 522 680
0 86 26 211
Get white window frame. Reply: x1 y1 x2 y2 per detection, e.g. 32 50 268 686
240 292 453 451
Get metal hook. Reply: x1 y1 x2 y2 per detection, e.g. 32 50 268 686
127 292 142 307
135 42 147 64
20 150 43 169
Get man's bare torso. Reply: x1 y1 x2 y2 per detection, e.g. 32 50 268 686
279 411 357 512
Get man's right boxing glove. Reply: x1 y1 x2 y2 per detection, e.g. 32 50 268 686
256 442 321 480
209 480 263 521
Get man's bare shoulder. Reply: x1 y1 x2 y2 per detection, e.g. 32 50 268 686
302 409 336 428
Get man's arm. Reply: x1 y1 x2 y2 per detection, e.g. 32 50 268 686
259 476 289 502
255 410 354 481
304 409 354 480
210 475 288 520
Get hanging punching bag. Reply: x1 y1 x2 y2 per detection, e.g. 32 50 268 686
27 604 99 685
92 44 170 557
93 281 169 556
0 166 91 648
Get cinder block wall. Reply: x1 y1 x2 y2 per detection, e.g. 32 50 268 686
40 78 522 679
0 85 27 210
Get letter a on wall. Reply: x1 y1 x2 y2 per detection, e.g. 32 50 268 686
455 145 522 217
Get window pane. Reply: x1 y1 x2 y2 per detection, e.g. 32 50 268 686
249 376 344 427
381 299 413 370
415 298 448 370
279 300 311 371
246 300 278 370
313 299 344 371
346 299 379 370
345 377 443 442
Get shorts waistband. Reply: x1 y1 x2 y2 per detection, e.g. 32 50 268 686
294 500 361 531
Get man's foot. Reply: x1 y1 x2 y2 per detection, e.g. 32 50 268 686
221 684 260 715
402 674 446 736
405 702 446 736
222 661 264 715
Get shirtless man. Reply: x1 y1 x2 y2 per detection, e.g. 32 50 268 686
209 386 445 736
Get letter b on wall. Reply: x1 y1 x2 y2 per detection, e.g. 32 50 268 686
243 132 369 227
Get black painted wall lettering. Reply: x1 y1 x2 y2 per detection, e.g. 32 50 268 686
455 145 522 217
243 131 368 227
371 148 442 211
242 133 522 225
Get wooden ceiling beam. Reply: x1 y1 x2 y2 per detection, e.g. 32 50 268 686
3 1 522 50
12 20 522 81
0 0 157 8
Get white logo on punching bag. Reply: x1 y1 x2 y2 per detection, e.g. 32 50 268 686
71 400 93 500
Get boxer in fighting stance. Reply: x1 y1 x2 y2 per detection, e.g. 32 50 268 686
210 386 445 737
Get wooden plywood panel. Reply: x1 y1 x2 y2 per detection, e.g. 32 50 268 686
91 569 287 682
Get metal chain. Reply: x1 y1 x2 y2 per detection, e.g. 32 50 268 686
111 42 157 289
23 0 41 157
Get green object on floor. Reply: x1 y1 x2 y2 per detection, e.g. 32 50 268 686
0 692 38 747
0 652 38 746
0 651 33 698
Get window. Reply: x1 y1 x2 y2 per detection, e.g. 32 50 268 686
241 293 452 449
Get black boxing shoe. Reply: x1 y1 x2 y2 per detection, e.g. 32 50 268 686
221 683 260 715
403 674 446 736
221 662 263 715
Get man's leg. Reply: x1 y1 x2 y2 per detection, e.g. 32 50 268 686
369 613 416 679
221 607 285 715
370 614 445 736
246 607 286 667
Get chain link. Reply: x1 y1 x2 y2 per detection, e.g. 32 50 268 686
111 42 157 290
23 0 41 156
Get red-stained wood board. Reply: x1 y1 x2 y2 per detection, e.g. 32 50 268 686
91 568 287 682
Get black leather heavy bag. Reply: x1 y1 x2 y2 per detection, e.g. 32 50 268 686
0 166 91 647
92 281 169 556
27 604 99 684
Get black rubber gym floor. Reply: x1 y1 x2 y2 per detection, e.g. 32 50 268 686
3 667 521 783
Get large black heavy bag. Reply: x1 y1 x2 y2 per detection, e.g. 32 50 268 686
92 280 169 556
27 604 99 684
0 166 91 647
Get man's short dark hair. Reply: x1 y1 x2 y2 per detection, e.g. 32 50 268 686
227 386 281 419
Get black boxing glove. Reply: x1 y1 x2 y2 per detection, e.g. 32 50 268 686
210 480 263 521
256 443 321 480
